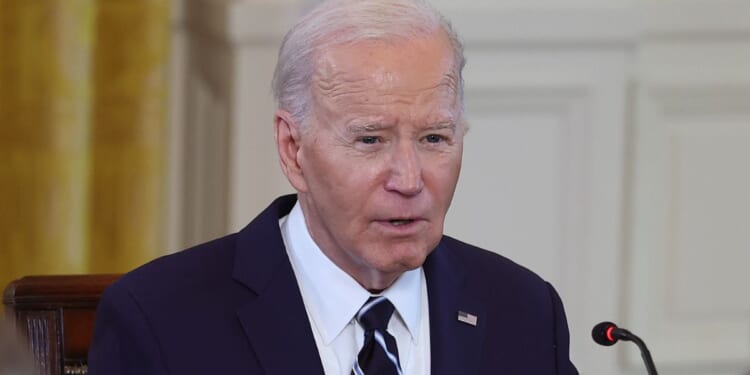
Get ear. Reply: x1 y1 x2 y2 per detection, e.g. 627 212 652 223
274 110 309 193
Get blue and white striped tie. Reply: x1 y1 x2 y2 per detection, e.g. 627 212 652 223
351 296 402 375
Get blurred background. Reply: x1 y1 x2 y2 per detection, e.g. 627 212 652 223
1 0 749 374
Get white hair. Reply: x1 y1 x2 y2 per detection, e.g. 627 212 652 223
272 0 466 128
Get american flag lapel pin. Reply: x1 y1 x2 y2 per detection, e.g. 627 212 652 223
457 311 478 326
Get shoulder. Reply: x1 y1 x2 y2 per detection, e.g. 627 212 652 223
105 194 298 307
433 236 577 373
89 233 246 374
439 235 549 290
120 233 238 291
434 235 560 316
102 233 242 314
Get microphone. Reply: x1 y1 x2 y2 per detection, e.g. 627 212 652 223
592 321 658 375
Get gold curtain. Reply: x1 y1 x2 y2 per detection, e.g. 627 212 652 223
0 0 169 289
87 1 169 273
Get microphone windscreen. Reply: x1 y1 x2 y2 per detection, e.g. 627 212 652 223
592 321 618 346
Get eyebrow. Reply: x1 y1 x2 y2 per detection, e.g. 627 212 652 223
346 121 457 134
425 122 457 132
346 122 389 134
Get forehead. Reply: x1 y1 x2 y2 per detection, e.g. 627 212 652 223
311 34 459 115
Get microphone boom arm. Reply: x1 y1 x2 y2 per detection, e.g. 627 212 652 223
592 322 658 375
613 328 658 375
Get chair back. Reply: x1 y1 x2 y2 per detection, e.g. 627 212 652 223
3 275 119 375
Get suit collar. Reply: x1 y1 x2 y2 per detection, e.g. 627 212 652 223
424 239 487 375
233 195 326 375
232 194 296 294
230 195 487 375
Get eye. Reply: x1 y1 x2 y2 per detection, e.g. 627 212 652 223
424 134 444 144
358 136 380 145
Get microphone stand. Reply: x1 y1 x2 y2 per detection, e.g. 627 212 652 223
613 328 658 375
593 322 658 375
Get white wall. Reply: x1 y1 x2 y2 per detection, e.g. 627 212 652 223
168 1 750 373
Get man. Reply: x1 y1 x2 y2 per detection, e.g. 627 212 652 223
89 0 578 374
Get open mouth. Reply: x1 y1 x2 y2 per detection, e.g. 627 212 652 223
389 219 415 226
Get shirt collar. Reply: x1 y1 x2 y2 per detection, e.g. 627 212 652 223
281 202 422 345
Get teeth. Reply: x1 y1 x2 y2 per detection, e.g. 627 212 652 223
390 219 413 226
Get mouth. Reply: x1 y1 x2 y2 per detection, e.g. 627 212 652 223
373 217 427 235
376 217 426 232
389 219 416 226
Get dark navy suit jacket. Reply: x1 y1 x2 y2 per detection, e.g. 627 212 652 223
88 195 578 374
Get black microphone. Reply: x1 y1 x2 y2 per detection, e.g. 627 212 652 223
592 321 658 375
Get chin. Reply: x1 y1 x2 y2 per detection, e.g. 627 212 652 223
391 246 433 270
365 238 440 273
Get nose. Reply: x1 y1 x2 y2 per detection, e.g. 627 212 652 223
384 142 424 196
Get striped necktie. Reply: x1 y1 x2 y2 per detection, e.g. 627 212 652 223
352 296 402 375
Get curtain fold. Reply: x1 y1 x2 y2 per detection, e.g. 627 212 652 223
0 0 169 289
0 0 95 290
87 0 169 273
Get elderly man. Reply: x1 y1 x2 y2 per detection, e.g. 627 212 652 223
89 0 578 374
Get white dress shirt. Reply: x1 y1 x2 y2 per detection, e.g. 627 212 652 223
280 202 431 375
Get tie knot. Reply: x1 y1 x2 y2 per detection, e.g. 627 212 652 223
356 296 395 331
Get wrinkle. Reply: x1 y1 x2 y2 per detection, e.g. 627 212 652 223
315 76 370 99
314 67 458 105
439 73 459 93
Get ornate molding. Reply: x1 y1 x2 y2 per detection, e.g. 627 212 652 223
24 311 59 375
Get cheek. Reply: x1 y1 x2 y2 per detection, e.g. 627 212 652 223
428 153 462 190
301 145 345 187
303 149 385 215
322 154 387 192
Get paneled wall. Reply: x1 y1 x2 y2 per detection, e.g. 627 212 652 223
627 5 750 372
169 0 750 373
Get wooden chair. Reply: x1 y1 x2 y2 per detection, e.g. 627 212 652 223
3 275 119 375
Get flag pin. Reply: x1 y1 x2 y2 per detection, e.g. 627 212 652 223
457 311 478 326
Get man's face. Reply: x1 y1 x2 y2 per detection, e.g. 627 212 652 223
278 33 463 290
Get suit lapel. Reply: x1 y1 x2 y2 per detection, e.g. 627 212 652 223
235 274 325 375
232 196 325 375
229 197 487 374
424 240 487 375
